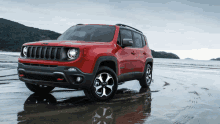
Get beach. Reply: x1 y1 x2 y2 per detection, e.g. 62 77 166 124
0 53 220 124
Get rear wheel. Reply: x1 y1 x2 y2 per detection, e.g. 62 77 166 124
139 64 152 88
25 82 55 94
84 66 118 102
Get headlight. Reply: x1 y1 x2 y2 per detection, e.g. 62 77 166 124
67 49 78 60
23 47 27 57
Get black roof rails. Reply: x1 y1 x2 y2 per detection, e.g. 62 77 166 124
116 23 142 33
76 24 84 25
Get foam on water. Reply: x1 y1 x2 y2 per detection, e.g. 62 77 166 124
0 51 20 56
154 58 220 70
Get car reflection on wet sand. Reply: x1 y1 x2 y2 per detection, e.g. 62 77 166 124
17 88 151 124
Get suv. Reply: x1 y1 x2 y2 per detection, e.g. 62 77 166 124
18 24 153 101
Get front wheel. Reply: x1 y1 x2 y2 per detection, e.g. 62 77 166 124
25 82 55 94
84 66 118 102
139 64 152 88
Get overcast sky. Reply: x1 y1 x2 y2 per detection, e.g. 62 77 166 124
1 0 220 60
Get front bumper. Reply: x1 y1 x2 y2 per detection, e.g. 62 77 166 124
17 62 94 89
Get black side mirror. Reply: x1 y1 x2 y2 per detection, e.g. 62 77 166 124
122 38 133 47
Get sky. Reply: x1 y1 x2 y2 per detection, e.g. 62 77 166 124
0 0 220 60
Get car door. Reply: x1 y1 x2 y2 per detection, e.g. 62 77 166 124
132 31 146 72
116 29 137 74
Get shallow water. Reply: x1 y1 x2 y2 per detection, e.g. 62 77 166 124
150 58 220 124
0 54 220 124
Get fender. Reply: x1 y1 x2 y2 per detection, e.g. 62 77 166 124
92 56 118 76
145 57 153 70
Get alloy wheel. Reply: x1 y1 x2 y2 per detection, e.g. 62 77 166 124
93 72 114 97
146 65 152 86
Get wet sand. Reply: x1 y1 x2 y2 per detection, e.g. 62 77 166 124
0 55 220 124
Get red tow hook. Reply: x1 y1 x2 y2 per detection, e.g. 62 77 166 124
19 74 24 77
57 78 64 81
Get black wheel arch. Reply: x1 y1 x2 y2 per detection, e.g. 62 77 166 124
145 58 153 71
92 56 118 76
83 56 118 90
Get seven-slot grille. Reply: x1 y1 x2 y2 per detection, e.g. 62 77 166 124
26 46 62 60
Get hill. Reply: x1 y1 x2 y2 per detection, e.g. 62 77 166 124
210 58 220 61
151 50 180 59
0 18 61 52
0 18 180 59
185 58 194 60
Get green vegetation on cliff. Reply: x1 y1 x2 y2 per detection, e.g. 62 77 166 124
0 18 61 52
151 50 180 59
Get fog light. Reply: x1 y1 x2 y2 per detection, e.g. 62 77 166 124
76 77 82 82
68 68 77 71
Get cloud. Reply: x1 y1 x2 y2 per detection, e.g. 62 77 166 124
1 0 220 59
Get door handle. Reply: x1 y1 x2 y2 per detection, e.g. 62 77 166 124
143 52 146 55
131 51 136 55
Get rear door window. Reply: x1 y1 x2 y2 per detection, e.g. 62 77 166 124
133 32 143 48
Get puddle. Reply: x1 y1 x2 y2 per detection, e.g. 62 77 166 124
17 88 152 124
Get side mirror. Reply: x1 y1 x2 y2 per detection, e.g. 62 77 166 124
122 38 133 47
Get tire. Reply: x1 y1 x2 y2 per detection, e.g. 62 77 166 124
139 64 152 88
84 66 118 102
24 93 57 112
25 82 55 94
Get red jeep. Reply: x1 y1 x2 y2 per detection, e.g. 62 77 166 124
18 24 153 101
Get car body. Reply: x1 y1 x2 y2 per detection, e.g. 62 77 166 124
17 23 153 101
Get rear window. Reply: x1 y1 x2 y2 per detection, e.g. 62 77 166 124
144 35 149 47
57 25 116 42
141 35 146 46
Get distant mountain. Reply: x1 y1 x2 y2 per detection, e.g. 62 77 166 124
0 18 180 59
185 58 194 60
151 50 180 59
210 58 220 61
0 18 61 52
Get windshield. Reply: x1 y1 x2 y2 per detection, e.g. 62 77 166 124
57 25 116 42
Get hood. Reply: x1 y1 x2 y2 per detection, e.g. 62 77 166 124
23 40 112 47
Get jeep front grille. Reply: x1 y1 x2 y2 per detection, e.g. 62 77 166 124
26 46 62 60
